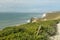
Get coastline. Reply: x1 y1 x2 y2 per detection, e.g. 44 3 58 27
0 12 60 40
0 13 43 29
4 13 46 27
2 19 30 28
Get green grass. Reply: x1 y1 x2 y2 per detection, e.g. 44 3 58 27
0 20 59 40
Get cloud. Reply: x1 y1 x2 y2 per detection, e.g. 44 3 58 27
0 0 60 5
0 0 60 12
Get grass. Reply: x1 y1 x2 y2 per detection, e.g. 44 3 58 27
44 13 60 20
0 19 59 40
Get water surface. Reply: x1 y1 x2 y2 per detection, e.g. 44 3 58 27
0 13 43 28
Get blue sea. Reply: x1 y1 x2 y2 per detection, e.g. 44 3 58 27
0 13 43 29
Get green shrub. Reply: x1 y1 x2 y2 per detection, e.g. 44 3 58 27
0 20 59 40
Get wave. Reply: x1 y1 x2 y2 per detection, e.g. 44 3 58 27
27 20 30 23
42 13 46 18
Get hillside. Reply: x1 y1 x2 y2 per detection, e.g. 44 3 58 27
30 12 60 23
44 12 60 20
0 12 60 40
0 19 59 40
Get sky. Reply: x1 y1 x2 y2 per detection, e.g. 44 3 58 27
0 0 60 13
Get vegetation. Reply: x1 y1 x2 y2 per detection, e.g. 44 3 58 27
0 19 59 40
44 13 60 20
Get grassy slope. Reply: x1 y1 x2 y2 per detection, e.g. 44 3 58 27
0 12 60 40
0 20 59 40
44 12 60 20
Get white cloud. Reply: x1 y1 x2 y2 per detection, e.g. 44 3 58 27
0 0 60 4
0 0 59 7
0 0 60 12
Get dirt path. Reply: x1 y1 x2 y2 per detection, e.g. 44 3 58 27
50 23 60 40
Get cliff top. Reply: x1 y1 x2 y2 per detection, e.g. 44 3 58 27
43 12 60 20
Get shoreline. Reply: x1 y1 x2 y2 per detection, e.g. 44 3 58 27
0 13 43 29
2 20 30 29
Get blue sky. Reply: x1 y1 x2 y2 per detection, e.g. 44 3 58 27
0 0 60 13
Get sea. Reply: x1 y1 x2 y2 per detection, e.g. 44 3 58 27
0 13 44 29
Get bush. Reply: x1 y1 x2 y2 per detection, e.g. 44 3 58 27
0 20 58 40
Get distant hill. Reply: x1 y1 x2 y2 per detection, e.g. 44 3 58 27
30 12 60 23
43 12 60 20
